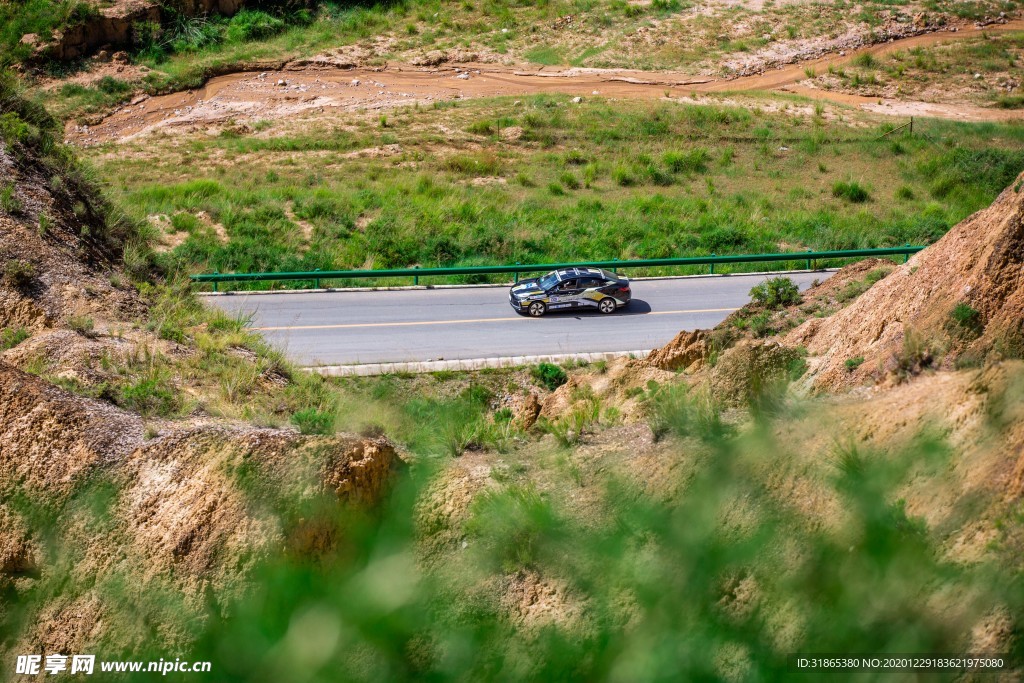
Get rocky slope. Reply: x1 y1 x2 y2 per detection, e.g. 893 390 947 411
1 73 401 662
788 171 1024 391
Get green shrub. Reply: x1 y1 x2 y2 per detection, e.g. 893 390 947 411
466 119 495 135
832 180 870 203
949 302 983 338
749 277 801 310
119 377 180 417
291 407 335 435
225 10 285 43
0 182 22 214
0 326 29 350
67 315 95 337
663 148 710 173
531 362 567 391
845 356 865 371
612 165 635 186
748 310 774 338
2 259 35 288
895 185 915 200
559 171 581 189
443 153 502 176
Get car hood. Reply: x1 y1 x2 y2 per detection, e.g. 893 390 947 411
511 279 543 295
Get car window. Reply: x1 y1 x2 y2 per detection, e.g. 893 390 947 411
580 278 601 288
558 279 577 290
539 273 559 290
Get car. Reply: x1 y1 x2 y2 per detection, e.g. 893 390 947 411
509 266 631 317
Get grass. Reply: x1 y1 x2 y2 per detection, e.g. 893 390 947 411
88 97 1024 288
0 326 29 350
808 31 1024 109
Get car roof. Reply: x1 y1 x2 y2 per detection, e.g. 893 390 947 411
552 266 612 280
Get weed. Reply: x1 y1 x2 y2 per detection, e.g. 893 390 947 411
948 302 983 339
0 326 29 350
119 375 180 417
531 362 567 391
291 407 335 435
0 182 22 214
845 356 865 371
832 180 870 203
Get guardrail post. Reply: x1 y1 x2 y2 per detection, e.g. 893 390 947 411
904 243 911 263
806 249 812 270
710 254 716 275
212 270 219 293
414 265 420 286
514 262 520 284
314 268 321 289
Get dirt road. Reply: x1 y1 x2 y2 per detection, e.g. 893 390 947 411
71 20 1024 145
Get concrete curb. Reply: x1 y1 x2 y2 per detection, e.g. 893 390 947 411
309 349 653 376
197 268 838 296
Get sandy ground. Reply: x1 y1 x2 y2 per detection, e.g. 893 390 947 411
68 19 1024 145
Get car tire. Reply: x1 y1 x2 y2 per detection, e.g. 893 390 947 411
598 298 617 314
528 301 546 317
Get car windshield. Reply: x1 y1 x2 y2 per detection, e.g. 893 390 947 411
538 272 560 290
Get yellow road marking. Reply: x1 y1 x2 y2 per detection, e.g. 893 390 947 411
253 307 739 331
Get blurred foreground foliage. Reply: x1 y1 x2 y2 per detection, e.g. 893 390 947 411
187 414 1023 682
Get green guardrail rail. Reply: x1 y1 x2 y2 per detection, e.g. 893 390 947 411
190 245 926 292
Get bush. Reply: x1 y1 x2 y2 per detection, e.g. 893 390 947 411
291 407 335 435
663 148 710 174
2 259 35 288
948 302 983 338
0 182 22 214
119 377 179 417
749 277 801 310
845 356 865 371
225 10 285 42
832 180 870 203
612 166 635 186
0 326 29 350
67 315 95 337
531 362 567 391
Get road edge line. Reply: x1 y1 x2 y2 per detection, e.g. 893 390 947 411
307 350 653 377
198 268 838 296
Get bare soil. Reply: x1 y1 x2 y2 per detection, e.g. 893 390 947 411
68 19 1024 146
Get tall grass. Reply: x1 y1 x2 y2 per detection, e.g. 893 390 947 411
94 99 1024 288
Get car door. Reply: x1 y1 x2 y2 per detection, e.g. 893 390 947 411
576 277 603 308
548 279 578 309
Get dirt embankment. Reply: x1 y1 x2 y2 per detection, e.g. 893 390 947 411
1 78 404 659
788 171 1024 391
22 0 256 62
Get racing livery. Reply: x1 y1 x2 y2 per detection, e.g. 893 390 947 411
509 266 632 317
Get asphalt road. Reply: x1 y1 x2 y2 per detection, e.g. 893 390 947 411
206 272 830 366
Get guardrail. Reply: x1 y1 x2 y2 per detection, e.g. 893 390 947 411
190 245 926 292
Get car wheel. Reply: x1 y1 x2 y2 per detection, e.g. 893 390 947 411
528 301 547 317
598 298 617 314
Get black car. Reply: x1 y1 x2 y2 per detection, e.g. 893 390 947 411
509 266 631 317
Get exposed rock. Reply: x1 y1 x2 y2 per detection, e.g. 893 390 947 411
646 329 710 372
512 392 541 430
709 340 801 406
411 50 449 67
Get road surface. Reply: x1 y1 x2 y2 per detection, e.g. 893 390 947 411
206 272 829 367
